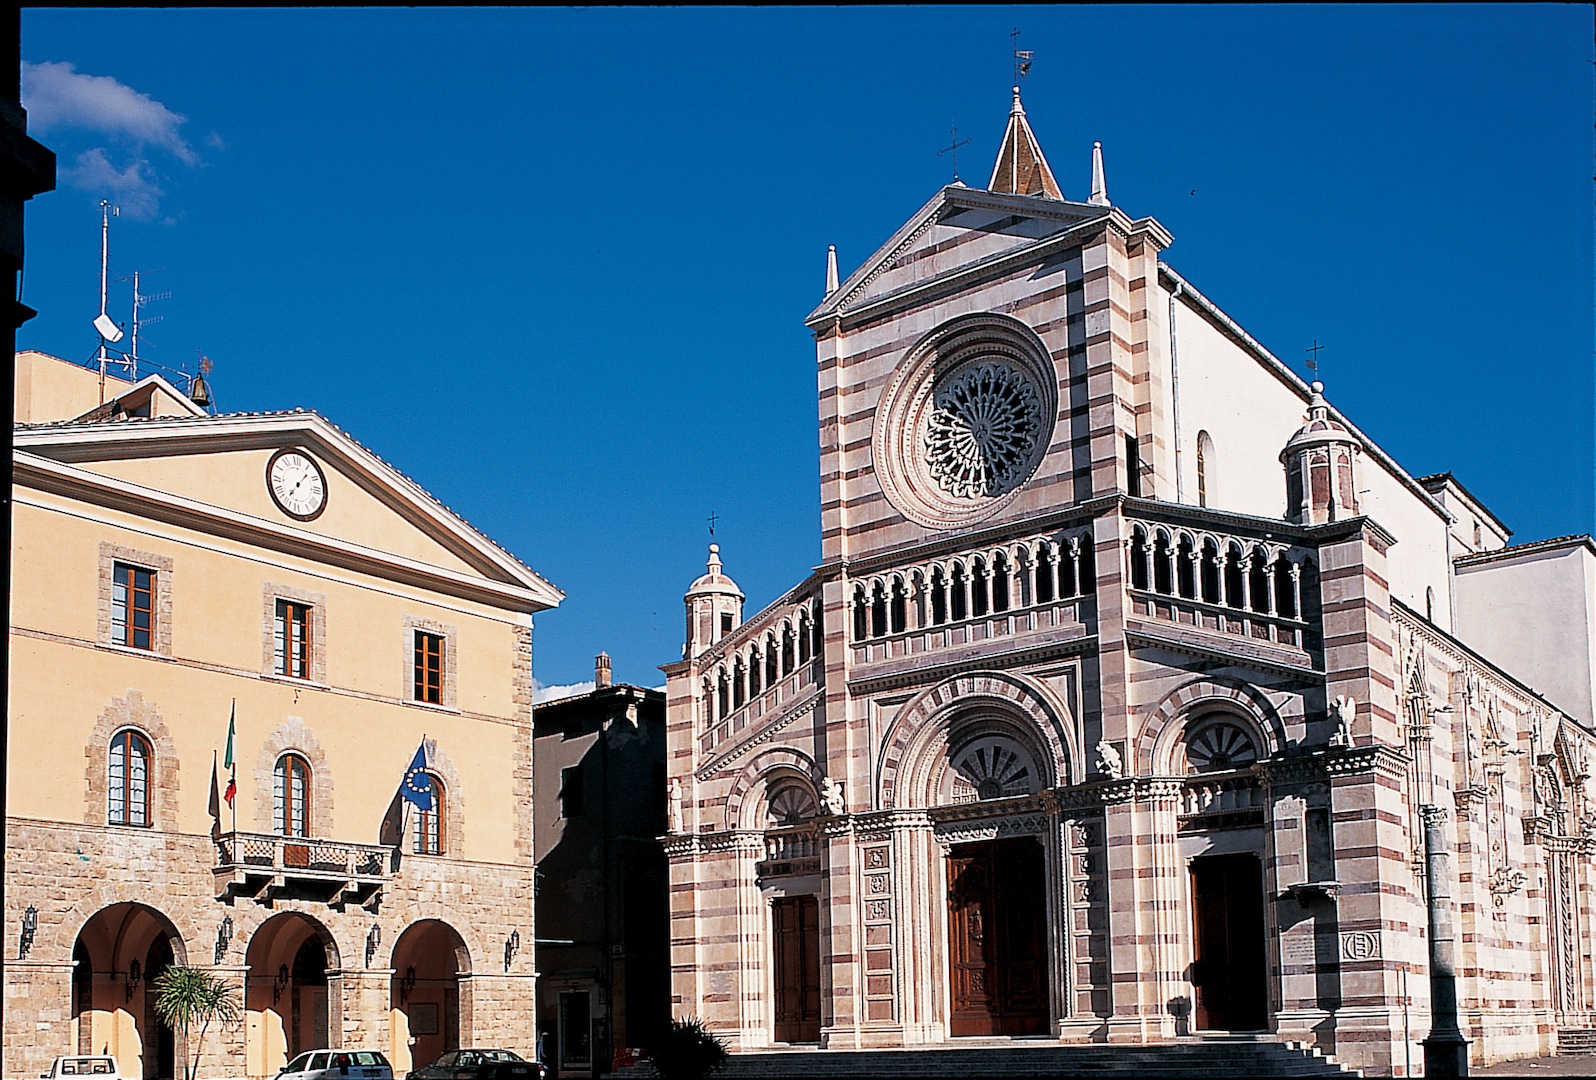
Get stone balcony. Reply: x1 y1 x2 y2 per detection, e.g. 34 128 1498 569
214 830 392 908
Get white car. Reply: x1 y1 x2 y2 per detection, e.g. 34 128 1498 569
277 1050 394 1080
41 1057 126 1080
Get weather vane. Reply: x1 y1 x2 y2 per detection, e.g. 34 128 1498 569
938 123 972 183
1011 28 1034 84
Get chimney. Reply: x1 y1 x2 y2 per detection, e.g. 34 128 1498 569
595 652 612 689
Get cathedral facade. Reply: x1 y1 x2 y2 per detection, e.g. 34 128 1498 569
660 92 1596 1077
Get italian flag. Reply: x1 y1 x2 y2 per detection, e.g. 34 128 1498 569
223 702 237 806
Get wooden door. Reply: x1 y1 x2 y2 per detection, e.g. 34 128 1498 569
772 895 821 1042
948 839 1049 1036
1191 853 1267 1031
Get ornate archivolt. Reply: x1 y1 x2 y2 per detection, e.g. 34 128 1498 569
1136 676 1284 778
876 670 1074 810
723 746 826 832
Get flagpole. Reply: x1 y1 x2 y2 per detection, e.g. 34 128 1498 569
228 700 237 836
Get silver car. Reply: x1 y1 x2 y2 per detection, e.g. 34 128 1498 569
278 1050 394 1080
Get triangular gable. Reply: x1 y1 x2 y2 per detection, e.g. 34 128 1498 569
806 185 1111 329
14 411 563 609
71 373 207 423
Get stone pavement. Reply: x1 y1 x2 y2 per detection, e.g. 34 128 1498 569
1475 1056 1596 1077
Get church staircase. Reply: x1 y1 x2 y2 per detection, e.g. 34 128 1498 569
616 1037 1358 1077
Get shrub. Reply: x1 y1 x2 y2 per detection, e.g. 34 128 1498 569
646 1017 729 1080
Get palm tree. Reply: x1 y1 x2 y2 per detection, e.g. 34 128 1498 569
150 966 242 1080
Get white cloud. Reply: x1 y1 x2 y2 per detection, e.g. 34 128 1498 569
23 61 198 165
533 679 596 704
63 148 163 221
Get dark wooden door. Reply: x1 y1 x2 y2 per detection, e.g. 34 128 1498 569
772 895 821 1042
1191 853 1267 1031
948 838 1049 1036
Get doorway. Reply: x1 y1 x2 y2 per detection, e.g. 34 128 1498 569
946 838 1048 1037
771 895 821 1043
1190 852 1267 1031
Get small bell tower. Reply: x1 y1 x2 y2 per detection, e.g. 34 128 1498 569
683 544 744 660
1281 382 1362 524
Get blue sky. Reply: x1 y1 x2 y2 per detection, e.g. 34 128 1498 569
19 6 1594 692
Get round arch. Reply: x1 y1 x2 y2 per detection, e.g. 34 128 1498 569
243 911 341 1077
877 670 1076 810
70 902 188 1080
389 919 473 1074
1137 676 1284 777
724 747 825 831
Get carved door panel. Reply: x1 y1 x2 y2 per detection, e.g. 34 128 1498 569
1191 853 1267 1031
948 839 1049 1037
772 895 821 1042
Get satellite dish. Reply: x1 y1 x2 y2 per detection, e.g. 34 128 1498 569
93 313 124 343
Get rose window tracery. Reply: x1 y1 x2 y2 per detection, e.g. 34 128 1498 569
950 736 1039 803
1184 719 1260 772
924 363 1042 500
766 781 819 827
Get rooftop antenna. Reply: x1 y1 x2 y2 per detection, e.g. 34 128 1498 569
122 269 170 378
938 122 972 183
1011 27 1034 85
94 201 125 404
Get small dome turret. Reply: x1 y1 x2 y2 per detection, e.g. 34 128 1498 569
1281 382 1362 524
683 544 745 659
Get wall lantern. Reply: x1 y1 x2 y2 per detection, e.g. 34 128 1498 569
18 904 37 960
399 965 417 1005
273 963 290 1004
125 957 142 1002
215 915 234 964
365 922 381 968
503 929 520 972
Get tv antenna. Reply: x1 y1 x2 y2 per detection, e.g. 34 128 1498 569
121 269 170 376
938 123 972 183
94 201 125 404
1011 28 1034 84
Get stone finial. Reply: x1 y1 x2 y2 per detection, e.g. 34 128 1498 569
595 652 612 689
825 245 839 295
987 87 1063 199
1089 141 1109 206
706 543 721 576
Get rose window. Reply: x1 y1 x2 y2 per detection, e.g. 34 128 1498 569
924 363 1042 500
950 736 1038 803
1184 720 1260 773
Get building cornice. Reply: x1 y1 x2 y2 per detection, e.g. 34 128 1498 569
15 451 557 613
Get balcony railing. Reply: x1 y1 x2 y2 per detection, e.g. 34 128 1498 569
755 826 823 879
1178 769 1265 825
215 830 392 907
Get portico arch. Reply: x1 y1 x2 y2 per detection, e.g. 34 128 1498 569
244 912 340 1076
389 920 471 1074
70 902 188 1080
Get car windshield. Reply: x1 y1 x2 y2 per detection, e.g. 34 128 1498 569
480 1052 522 1062
284 1054 311 1074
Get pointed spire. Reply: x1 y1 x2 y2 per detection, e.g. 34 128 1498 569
1089 141 1109 206
825 245 839 294
988 87 1063 200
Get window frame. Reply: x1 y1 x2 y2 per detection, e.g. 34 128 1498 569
275 599 313 679
274 752 312 837
560 764 584 817
107 728 153 827
111 562 157 651
413 771 445 855
403 617 456 709
414 630 445 704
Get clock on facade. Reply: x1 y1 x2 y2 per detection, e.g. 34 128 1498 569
266 448 328 521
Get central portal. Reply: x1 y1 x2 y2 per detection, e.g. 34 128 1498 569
771 895 821 1043
947 837 1048 1036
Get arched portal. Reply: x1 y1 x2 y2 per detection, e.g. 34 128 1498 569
244 912 338 1076
70 903 187 1080
389 920 471 1074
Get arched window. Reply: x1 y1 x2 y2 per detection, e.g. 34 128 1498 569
1129 531 1150 591
1184 717 1260 773
781 624 795 674
991 552 1010 613
1078 535 1097 591
798 614 813 664
870 582 888 638
1034 544 1055 604
1176 535 1196 599
1275 557 1298 618
889 577 907 633
717 669 730 717
275 753 311 837
414 773 445 855
1195 430 1216 508
108 729 152 826
732 659 746 709
971 558 990 618
930 567 949 625
748 650 762 698
951 563 968 621
765 635 779 685
852 586 868 642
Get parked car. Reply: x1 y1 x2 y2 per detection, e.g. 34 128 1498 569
406 1049 545 1080
41 1057 126 1080
278 1050 395 1080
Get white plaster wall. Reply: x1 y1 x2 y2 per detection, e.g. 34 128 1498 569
1455 545 1596 726
1165 284 1454 629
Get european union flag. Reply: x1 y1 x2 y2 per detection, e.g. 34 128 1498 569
401 742 433 811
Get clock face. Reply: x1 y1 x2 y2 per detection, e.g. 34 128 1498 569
266 449 328 521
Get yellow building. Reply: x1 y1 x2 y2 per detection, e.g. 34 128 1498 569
5 351 562 1079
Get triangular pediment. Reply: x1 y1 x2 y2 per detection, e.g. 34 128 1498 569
14 411 562 610
806 185 1111 328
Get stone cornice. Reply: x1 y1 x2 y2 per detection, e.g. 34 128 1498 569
15 453 556 613
847 637 1095 696
694 690 825 781
1125 622 1321 681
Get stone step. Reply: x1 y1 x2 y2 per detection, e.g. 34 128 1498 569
1557 1027 1596 1055
621 1040 1358 1079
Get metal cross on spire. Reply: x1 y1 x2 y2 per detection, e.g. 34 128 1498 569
938 122 972 182
708 512 719 538
1012 27 1034 84
1306 339 1325 382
